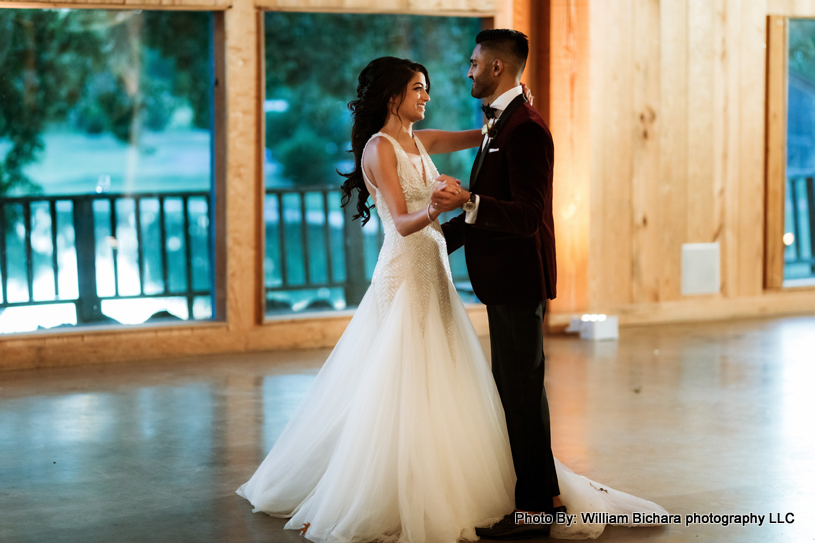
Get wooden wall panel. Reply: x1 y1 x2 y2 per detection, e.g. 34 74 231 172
765 16 788 289
686 0 715 244
590 0 634 309
223 0 260 334
711 0 727 294
738 0 767 297
587 0 605 310
657 0 687 302
492 0 512 28
768 0 815 17
547 0 590 315
510 0 535 87
720 0 742 298
631 0 660 304
566 0 815 327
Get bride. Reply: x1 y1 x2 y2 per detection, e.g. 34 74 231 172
237 56 668 542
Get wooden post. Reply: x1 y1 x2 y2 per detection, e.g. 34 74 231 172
764 15 788 289
73 197 104 323
342 203 367 307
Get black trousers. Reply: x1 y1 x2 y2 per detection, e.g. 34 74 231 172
486 300 560 512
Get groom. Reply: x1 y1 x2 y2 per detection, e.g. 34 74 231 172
431 29 562 539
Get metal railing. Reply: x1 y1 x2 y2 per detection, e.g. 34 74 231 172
1 185 472 330
0 192 212 323
786 174 815 275
263 185 470 311
263 185 364 305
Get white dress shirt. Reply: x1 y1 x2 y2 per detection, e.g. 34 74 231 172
465 85 524 224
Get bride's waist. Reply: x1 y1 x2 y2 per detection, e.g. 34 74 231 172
375 238 446 263
380 230 444 247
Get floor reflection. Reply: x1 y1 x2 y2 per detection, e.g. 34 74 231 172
1 316 814 542
262 374 317 452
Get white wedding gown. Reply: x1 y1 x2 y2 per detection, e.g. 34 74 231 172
237 132 669 542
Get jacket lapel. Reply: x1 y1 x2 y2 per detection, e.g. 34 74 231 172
469 93 528 192
469 143 487 187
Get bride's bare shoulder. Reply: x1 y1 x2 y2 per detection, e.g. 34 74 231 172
363 136 398 168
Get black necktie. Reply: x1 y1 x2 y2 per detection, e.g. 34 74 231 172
481 104 497 120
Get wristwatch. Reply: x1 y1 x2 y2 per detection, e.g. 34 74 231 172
461 192 477 213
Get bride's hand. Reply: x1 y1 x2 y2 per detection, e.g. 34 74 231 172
431 175 469 213
521 82 534 106
433 175 461 194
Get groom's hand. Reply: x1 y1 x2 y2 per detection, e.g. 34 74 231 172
432 174 461 193
431 175 470 212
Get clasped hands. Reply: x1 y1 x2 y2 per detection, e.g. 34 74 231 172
430 175 470 215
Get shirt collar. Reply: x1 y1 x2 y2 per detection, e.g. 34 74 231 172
488 85 523 117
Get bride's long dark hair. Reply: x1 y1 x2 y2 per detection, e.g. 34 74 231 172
340 57 430 225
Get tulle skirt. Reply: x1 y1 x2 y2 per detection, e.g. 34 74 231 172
237 280 669 542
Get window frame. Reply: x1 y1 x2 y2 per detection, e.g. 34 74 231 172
256 9 492 323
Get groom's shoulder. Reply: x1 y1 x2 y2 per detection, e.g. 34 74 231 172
521 103 550 130
506 103 550 133
504 104 552 143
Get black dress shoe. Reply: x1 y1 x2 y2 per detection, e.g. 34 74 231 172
475 512 552 540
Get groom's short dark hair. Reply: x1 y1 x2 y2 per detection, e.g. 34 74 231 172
476 29 529 74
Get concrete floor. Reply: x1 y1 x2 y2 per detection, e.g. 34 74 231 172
1 315 814 543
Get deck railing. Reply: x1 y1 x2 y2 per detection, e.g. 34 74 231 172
0 191 212 324
1 186 472 330
12 173 814 329
786 173 815 274
263 185 471 311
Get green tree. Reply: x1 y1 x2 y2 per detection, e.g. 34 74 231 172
790 19 815 84
263 12 481 187
0 10 105 195
0 9 211 196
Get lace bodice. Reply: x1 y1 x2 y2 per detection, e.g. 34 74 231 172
361 132 455 340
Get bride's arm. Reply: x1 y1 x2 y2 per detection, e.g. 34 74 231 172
416 84 535 155
364 138 454 237
414 129 482 155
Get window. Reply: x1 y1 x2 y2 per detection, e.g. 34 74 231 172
262 12 482 315
785 19 815 284
0 9 220 333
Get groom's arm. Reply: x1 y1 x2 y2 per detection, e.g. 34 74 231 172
441 213 466 254
473 121 550 236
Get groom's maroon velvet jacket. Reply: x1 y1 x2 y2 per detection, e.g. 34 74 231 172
442 96 557 304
